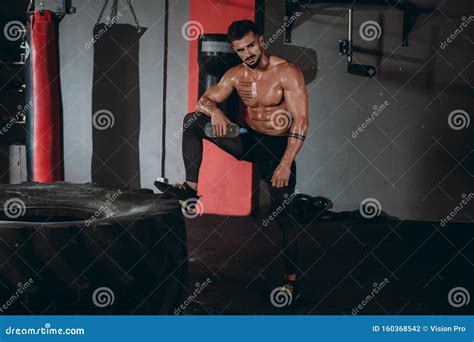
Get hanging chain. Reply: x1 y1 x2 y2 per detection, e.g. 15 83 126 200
127 0 142 32
110 0 119 19
96 0 142 32
96 0 110 24
26 0 61 14
26 0 34 13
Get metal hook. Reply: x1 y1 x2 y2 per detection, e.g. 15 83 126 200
39 0 45 14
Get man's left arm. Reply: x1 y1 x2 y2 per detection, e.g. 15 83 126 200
271 64 309 188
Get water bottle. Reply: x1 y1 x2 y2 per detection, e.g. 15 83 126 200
204 122 248 138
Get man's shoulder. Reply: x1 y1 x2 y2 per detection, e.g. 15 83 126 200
269 54 289 65
268 55 300 73
222 64 245 83
226 64 245 76
268 56 305 87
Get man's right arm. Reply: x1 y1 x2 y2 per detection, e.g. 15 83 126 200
195 69 236 136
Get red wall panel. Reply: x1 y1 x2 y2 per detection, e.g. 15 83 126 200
188 0 255 215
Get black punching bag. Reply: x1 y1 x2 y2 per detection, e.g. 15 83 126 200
91 1 146 189
198 34 241 122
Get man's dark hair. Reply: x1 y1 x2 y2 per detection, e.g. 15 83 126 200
227 20 259 42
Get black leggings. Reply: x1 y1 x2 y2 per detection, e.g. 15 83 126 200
182 111 299 275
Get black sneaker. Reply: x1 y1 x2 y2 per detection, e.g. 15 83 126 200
154 180 198 200
281 280 301 302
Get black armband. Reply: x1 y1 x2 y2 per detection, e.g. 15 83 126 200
288 132 306 141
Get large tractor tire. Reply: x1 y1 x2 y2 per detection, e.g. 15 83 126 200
0 182 187 314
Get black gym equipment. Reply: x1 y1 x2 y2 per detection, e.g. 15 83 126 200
0 182 187 314
284 0 433 46
339 9 376 78
289 194 333 223
283 1 433 77
198 34 242 123
91 0 146 188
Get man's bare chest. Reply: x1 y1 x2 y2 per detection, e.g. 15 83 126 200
235 74 284 107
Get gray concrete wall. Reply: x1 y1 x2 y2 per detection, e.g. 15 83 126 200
48 0 189 189
47 0 472 221
263 0 473 221
161 0 191 183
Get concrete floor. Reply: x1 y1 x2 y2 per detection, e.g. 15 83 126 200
182 213 473 315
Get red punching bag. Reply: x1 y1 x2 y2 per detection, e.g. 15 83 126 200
25 10 64 182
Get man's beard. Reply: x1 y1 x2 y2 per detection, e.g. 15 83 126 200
244 54 260 68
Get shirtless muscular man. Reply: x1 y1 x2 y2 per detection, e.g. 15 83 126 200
155 19 309 302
